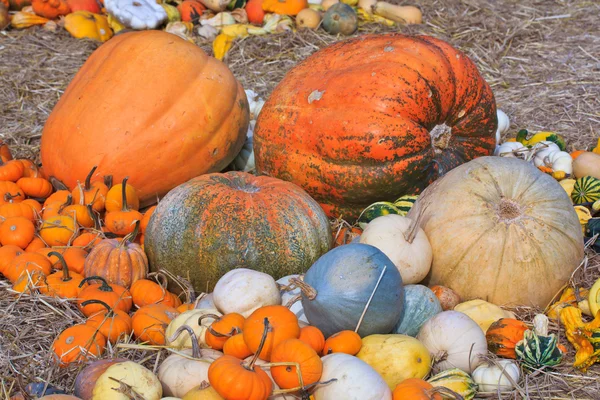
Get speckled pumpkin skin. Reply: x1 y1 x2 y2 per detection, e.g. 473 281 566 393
144 172 333 292
254 33 497 219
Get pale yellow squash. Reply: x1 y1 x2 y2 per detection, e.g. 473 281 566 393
92 361 162 400
454 299 516 332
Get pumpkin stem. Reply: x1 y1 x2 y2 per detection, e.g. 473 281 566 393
403 199 429 244
87 204 102 231
192 292 209 309
245 317 269 370
354 265 387 334
121 220 141 245
121 177 130 212
199 381 210 390
108 377 146 400
104 175 113 189
3 192 23 203
58 194 73 214
168 324 201 358
263 361 305 388
84 166 98 191
198 313 222 325
80 299 115 317
77 181 86 206
79 276 113 292
288 277 317 300
284 294 302 309
49 177 69 191
48 251 71 282
207 325 239 338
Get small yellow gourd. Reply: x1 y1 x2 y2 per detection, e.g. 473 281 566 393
372 2 421 24
93 361 162 399
64 12 113 42
574 206 592 234
454 299 516 333
10 11 49 29
296 8 321 29
559 178 576 199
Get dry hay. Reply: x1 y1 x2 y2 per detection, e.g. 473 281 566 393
1 0 600 398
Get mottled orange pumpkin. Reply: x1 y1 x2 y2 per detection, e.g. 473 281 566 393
32 0 70 18
40 30 249 209
254 34 497 219
177 0 205 22
486 318 529 359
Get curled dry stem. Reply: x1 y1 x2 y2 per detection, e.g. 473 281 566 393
167 324 201 358
288 277 317 300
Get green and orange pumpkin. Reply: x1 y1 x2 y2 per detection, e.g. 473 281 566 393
254 33 497 219
40 30 249 209
145 171 332 292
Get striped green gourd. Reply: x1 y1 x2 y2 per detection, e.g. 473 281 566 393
428 368 478 400
572 176 600 204
356 201 400 229
515 329 563 370
393 194 418 216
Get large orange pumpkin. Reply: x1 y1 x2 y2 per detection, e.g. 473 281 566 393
145 171 332 292
40 30 249 209
254 34 497 219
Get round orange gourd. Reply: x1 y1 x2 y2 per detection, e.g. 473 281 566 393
105 177 143 235
392 378 442 400
44 190 71 207
3 252 52 283
71 166 109 212
208 355 273 400
25 236 46 252
243 305 300 361
77 276 133 316
206 313 245 350
130 278 170 308
0 181 25 205
0 216 35 248
39 251 85 299
0 245 24 276
0 159 24 182
51 324 106 367
84 299 133 344
18 159 39 178
485 318 529 359
270 338 323 389
298 326 325 354
23 198 43 214
132 303 179 345
254 34 498 219
40 215 77 246
72 231 103 249
40 30 249 209
16 177 53 198
322 330 362 356
223 332 253 359
0 202 36 221
32 0 70 18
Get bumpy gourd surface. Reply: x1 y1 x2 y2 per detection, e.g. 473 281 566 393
255 33 497 219
413 156 584 307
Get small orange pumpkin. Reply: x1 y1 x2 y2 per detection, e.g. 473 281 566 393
18 159 39 178
51 324 106 367
132 303 179 345
261 0 306 15
139 205 156 233
177 0 205 23
44 190 71 207
486 318 529 359
42 194 72 220
298 326 325 354
206 312 246 350
71 166 109 212
105 177 143 236
39 251 85 298
223 332 253 359
245 0 265 24
16 177 53 198
0 202 36 222
0 245 24 276
3 252 52 283
61 188 95 228
23 198 43 214
0 159 24 182
12 269 46 294
430 285 461 311
84 299 133 344
32 0 70 19
270 338 323 389
0 140 13 161
72 230 104 249
130 275 180 308
25 236 46 252
39 215 77 246
105 177 140 212
243 305 300 361
0 181 25 205
0 216 35 248
322 330 362 356
392 378 442 400
77 276 133 316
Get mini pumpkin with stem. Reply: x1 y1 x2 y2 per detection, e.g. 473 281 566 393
130 272 181 308
78 276 133 317
42 194 72 220
3 252 52 283
71 166 109 212
0 216 35 248
51 324 107 367
39 251 85 299
243 305 301 361
105 177 143 236
270 338 323 389
132 303 180 345
44 190 71 208
223 332 253 359
16 176 53 199
0 158 24 182
39 215 77 246
205 312 246 350
84 299 133 344
0 181 25 205
0 245 24 276
105 176 140 212
61 184 95 228
18 159 39 178
83 221 148 288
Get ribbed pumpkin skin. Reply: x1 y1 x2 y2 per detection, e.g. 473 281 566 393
145 172 333 292
394 285 442 337
302 243 404 338
40 31 248 208
412 156 584 307
84 240 148 288
255 33 497 219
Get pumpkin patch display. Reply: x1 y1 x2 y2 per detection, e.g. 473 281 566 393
255 34 498 219
411 156 584 308
40 31 249 209
145 172 332 292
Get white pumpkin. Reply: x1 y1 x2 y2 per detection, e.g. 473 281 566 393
472 359 520 392
494 141 527 158
195 293 216 309
359 214 432 284
213 268 281 318
312 353 392 400
533 141 560 167
454 299 516 333
545 151 573 174
93 361 162 400
496 109 510 137
165 309 221 349
416 311 487 373
158 326 223 397
277 275 309 326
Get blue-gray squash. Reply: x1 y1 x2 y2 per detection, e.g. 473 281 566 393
394 284 442 337
300 243 404 338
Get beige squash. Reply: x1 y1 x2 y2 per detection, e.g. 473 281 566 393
410 156 584 308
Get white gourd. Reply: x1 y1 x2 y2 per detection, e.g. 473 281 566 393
165 309 221 349
494 141 527 158
213 268 281 318
533 141 560 167
496 110 510 140
472 359 520 392
359 214 432 284
416 311 487 373
313 353 392 400
105 0 167 29
545 151 573 174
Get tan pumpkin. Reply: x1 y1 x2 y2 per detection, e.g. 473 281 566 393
412 156 584 308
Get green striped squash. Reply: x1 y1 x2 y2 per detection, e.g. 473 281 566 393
357 201 400 229
428 368 478 400
515 329 563 370
393 194 418 216
572 176 600 204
